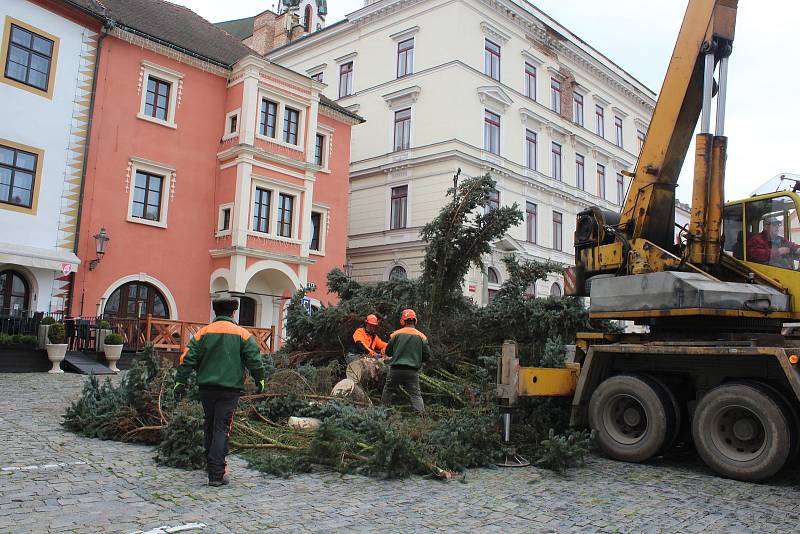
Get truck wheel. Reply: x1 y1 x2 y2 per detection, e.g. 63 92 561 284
589 374 675 462
692 383 790 481
738 381 800 464
643 374 683 453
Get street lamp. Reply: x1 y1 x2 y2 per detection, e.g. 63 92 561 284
89 228 110 271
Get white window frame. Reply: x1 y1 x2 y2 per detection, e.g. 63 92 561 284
315 124 334 173
309 205 328 256
248 175 304 244
137 61 183 129
216 203 233 236
335 52 357 99
222 108 240 141
126 157 174 229
254 89 306 153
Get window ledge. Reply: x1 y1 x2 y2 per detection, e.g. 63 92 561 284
127 215 167 229
310 250 325 257
215 230 232 238
248 231 302 245
255 134 304 153
137 113 177 129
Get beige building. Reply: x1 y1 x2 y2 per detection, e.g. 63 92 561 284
264 0 657 303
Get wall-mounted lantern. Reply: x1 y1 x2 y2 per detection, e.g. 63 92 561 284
88 228 110 270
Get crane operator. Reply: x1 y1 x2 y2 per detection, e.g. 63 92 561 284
746 217 800 269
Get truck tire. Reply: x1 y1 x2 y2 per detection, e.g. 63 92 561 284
692 382 790 481
589 374 675 463
642 374 683 454
738 380 799 464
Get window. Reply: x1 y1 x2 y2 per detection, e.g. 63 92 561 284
637 129 646 153
144 77 170 121
525 129 537 170
0 144 37 209
550 78 561 113
4 23 55 92
595 105 605 137
575 153 585 190
526 201 537 243
486 189 500 213
550 282 562 298
597 164 606 199
310 72 323 82
253 187 271 233
260 99 278 138
131 171 164 222
219 206 231 232
617 173 625 206
283 107 299 145
394 108 411 151
551 142 562 181
487 267 500 304
389 265 407 281
228 114 238 135
553 211 563 251
0 270 29 316
339 61 353 97
277 193 294 238
310 211 322 251
615 116 624 147
573 93 584 126
524 62 536 100
390 185 408 229
303 4 313 32
743 195 798 270
397 38 414 78
314 134 325 166
484 110 500 154
484 39 500 80
104 282 168 319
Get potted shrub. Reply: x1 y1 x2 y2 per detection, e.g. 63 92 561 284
38 316 56 349
97 320 113 351
103 333 124 372
45 322 67 374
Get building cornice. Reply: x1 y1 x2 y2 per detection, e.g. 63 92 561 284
217 145 317 176
210 246 315 265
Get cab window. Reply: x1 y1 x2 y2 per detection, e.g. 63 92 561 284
743 195 799 270
722 204 744 259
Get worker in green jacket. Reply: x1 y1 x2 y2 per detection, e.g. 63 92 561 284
381 309 431 413
174 298 266 487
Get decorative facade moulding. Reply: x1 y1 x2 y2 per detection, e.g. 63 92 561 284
593 93 611 107
546 66 565 80
569 132 592 153
389 25 420 41
611 157 633 171
521 49 544 67
477 85 513 113
349 0 426 27
634 117 650 130
382 85 421 108
480 20 511 45
519 107 547 130
306 63 327 75
592 146 613 163
334 51 358 64
612 106 629 118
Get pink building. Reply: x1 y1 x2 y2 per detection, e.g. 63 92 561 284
71 1 361 347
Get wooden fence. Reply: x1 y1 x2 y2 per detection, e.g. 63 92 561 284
144 315 275 354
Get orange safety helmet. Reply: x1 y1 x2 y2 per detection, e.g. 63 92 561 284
365 314 379 326
400 308 417 325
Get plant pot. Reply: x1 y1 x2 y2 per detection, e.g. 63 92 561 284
97 329 113 351
104 344 123 372
45 343 68 373
38 324 52 350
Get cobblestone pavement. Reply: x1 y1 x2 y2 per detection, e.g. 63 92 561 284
2 373 800 534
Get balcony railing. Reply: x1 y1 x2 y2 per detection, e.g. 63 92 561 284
0 309 64 337
144 315 275 354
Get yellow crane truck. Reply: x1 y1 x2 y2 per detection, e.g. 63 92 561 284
498 0 800 481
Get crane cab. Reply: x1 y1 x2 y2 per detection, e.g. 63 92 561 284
723 191 800 309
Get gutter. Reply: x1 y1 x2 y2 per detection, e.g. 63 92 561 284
112 23 237 69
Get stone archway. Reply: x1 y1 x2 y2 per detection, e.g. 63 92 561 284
241 265 301 347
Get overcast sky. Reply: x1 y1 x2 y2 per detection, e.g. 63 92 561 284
174 0 799 203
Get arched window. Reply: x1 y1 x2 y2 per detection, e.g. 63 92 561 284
0 270 30 315
303 4 313 32
104 282 168 319
487 267 499 284
550 282 562 298
389 265 407 281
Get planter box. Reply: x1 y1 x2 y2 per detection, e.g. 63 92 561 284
96 329 113 351
0 347 50 373
38 324 52 349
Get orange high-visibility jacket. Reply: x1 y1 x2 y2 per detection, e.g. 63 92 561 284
352 327 388 356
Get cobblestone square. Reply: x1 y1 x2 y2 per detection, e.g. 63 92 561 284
1 372 799 533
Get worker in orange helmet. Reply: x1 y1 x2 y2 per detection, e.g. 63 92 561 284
381 309 431 413
348 313 388 362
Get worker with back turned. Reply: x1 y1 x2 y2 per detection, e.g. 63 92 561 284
381 309 430 413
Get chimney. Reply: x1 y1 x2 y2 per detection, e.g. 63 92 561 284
248 10 278 55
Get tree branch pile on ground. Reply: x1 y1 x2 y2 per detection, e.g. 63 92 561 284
64 174 614 478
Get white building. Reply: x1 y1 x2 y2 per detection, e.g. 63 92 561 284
266 0 657 303
0 0 101 316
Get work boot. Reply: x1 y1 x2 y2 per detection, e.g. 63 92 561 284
208 473 229 487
